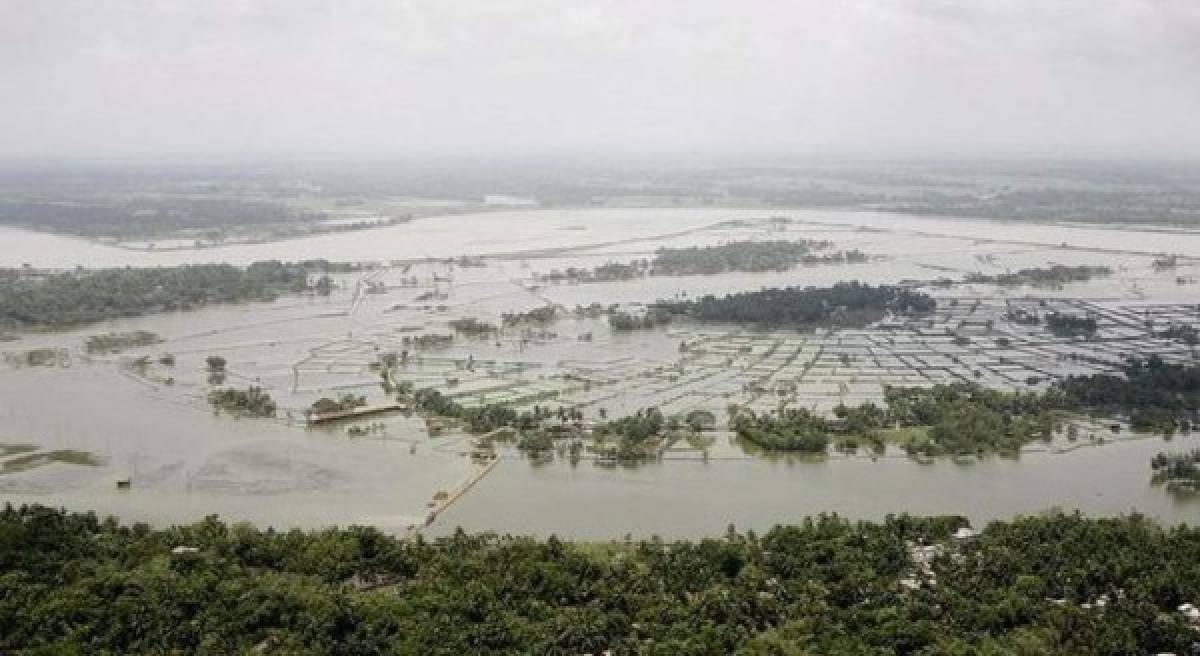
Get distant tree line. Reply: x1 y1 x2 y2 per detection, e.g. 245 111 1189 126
0 260 339 329
536 240 870 285
964 264 1112 287
0 197 320 238
84 330 162 354
891 187 1200 225
651 239 831 275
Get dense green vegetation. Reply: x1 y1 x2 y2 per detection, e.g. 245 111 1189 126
737 357 1200 457
1046 313 1099 338
407 387 581 436
447 317 498 337
207 386 278 418
3 505 1200 654
537 241 869 285
84 330 162 354
500 306 559 326
1057 356 1200 433
0 197 318 238
308 394 368 417
593 407 668 460
735 384 1058 458
651 239 831 275
734 407 833 453
0 261 338 329
608 307 674 331
1151 450 1200 495
884 385 1058 457
658 282 935 329
964 264 1112 287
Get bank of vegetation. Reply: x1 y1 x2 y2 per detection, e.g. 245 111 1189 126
1046 313 1099 338
308 394 368 418
84 330 162 354
2 505 1200 653
608 307 674 331
651 239 833 275
656 282 936 329
0 260 343 329
1151 450 1200 495
447 317 498 337
0 196 318 238
407 386 582 437
736 356 1200 458
964 264 1112 287
207 386 278 418
535 240 870 285
0 196 411 243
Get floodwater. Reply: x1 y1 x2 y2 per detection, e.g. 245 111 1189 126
434 436 1200 540
2 206 1200 537
4 207 1200 269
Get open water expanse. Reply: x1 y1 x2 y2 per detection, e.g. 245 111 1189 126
2 206 1199 537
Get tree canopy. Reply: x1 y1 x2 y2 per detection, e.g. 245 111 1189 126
1 505 1199 654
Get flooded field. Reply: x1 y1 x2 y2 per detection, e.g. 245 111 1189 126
3 207 1200 536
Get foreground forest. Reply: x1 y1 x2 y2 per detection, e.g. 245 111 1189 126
2 505 1199 654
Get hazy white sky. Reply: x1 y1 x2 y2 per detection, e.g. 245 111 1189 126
2 0 1199 159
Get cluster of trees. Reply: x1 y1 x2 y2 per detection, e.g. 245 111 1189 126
1057 356 1200 433
0 261 334 328
598 407 665 442
501 305 559 326
591 407 692 461
651 239 832 275
207 386 277 418
308 394 367 417
535 261 648 284
3 504 1200 653
608 307 674 331
408 387 580 435
592 407 720 460
84 330 162 354
737 357 1200 458
658 282 936 329
734 407 832 453
447 317 498 337
1151 449 1200 494
399 333 453 349
885 385 1057 457
1046 313 1099 338
893 187 1200 225
535 241 870 286
964 264 1112 287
